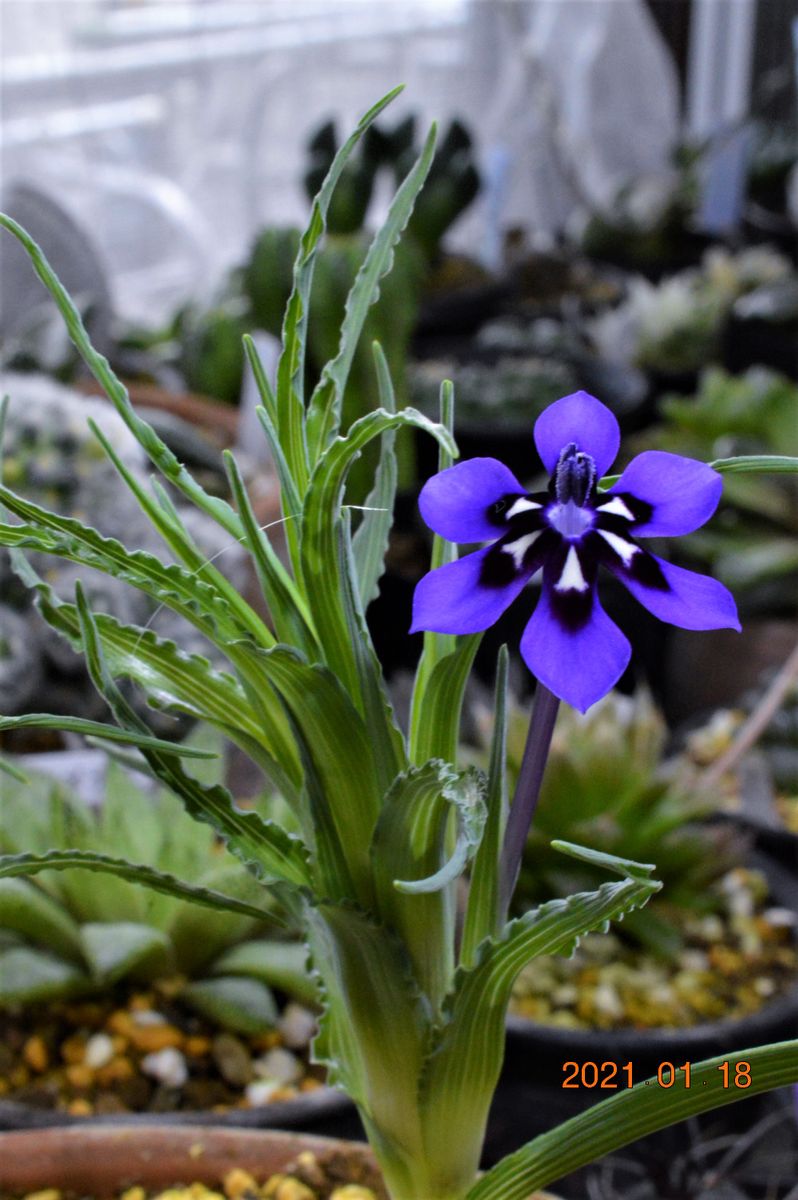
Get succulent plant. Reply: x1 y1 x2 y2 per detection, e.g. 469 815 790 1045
469 689 743 957
0 740 314 1034
642 367 798 615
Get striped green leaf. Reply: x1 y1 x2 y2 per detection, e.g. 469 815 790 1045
468 1040 798 1200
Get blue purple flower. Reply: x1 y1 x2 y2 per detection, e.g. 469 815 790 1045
411 391 740 712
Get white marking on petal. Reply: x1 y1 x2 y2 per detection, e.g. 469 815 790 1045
597 496 634 521
598 529 638 566
555 546 588 592
502 531 541 568
506 497 541 519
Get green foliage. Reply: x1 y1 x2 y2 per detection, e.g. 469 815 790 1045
0 750 311 1030
646 368 798 610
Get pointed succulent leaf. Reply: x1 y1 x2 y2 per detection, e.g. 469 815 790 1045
0 877 82 960
211 939 319 1008
0 947 89 1005
181 975 278 1035
80 921 172 983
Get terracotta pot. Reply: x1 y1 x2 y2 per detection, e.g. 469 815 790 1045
0 1127 375 1194
0 1125 559 1198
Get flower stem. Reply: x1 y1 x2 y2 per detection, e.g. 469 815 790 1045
498 684 560 918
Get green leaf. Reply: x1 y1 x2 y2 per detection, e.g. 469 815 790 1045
0 212 244 542
0 946 88 1004
0 851 276 922
249 645 382 905
710 454 798 474
351 342 398 608
211 939 319 1007
182 975 278 1034
87 418 273 648
0 877 82 960
300 405 455 703
275 87 405 494
306 901 429 1170
0 713 218 757
467 1040 798 1200
70 586 311 897
0 756 28 784
305 122 438 457
222 448 318 654
0 486 251 647
461 645 510 966
418 868 660 1175
80 921 171 983
409 634 481 765
371 762 485 1012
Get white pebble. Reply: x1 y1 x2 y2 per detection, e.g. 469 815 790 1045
252 1047 301 1085
245 1080 280 1106
277 1003 317 1049
140 1047 188 1088
83 1033 114 1069
131 1009 168 1026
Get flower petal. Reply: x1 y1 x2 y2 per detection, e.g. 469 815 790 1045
410 545 532 635
611 553 741 631
418 458 526 543
533 391 620 479
520 585 631 713
608 451 723 537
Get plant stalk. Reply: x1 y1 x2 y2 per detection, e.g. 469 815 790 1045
498 684 560 917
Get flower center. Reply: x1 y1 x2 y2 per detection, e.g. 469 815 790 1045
555 443 596 506
548 499 594 539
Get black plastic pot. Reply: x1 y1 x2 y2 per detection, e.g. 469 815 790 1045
0 1084 360 1138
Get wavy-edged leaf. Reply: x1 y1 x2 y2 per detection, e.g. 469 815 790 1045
371 762 485 1012
0 486 250 646
409 633 481 765
87 417 273 647
0 946 88 1005
0 212 243 541
223 447 318 654
0 851 276 922
306 900 429 1169
461 645 509 966
418 856 660 1174
305 122 437 457
0 713 217 758
0 878 82 960
468 1040 798 1200
70 590 311 898
211 939 319 1007
351 342 398 608
243 644 382 905
80 921 171 983
300 405 455 702
275 87 404 494
182 975 278 1035
409 381 468 760
12 552 302 799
